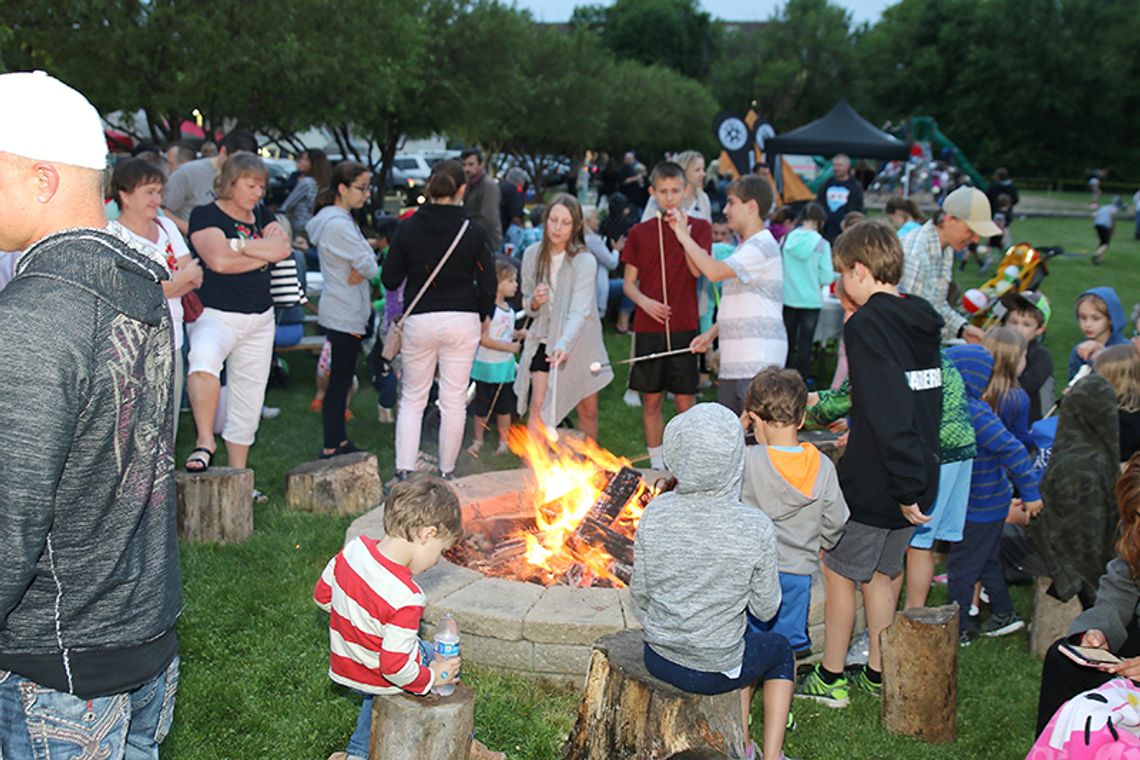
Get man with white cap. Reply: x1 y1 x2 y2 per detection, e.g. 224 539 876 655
900 186 1002 343
0 71 180 755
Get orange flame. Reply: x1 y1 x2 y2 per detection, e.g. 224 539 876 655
505 426 653 587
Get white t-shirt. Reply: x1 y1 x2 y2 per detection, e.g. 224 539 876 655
717 229 786 380
123 216 189 349
549 251 566 289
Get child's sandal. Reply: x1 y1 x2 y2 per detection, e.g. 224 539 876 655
185 447 214 473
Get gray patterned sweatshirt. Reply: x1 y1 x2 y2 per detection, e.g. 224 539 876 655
0 228 181 697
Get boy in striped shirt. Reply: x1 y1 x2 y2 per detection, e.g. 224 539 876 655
314 476 463 760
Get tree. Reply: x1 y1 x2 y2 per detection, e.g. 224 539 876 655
709 0 855 130
575 0 717 80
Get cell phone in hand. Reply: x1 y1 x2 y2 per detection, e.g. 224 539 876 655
1059 643 1123 668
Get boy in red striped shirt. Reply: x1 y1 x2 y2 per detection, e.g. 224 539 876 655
314 476 464 760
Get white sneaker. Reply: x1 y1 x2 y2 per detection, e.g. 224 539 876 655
260 405 281 419
623 389 641 407
377 406 394 423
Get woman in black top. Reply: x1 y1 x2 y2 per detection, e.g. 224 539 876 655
185 152 291 474
382 159 496 479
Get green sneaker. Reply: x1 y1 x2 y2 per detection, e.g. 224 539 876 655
793 664 850 708
847 664 883 697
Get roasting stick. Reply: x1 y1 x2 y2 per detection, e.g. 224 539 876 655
547 360 560 443
657 211 671 352
589 346 694 374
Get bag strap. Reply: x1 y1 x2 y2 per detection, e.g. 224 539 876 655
397 219 470 329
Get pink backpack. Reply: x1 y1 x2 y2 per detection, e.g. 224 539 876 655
1029 677 1140 759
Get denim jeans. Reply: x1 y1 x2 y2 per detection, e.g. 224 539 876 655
346 642 434 759
0 655 179 760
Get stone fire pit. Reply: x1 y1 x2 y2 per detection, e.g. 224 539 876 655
346 447 850 685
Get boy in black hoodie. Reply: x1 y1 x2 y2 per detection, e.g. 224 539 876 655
795 221 943 708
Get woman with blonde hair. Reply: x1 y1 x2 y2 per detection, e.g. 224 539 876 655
982 326 1032 448
1094 343 1140 460
185 152 292 475
642 150 711 221
516 194 613 441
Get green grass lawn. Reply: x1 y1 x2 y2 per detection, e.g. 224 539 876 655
163 215 1140 759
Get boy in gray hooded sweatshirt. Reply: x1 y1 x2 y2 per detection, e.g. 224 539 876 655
631 403 793 760
741 368 849 659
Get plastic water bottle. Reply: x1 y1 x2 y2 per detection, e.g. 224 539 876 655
432 612 460 696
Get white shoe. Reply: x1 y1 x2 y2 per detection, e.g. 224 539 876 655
623 389 641 407
377 406 394 423
260 405 281 419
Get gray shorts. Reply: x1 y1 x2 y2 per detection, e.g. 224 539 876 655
717 378 750 416
823 521 915 582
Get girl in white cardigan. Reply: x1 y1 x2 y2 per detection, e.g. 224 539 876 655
515 195 613 441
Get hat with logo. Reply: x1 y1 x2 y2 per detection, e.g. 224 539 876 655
0 71 107 170
943 186 1001 238
1000 289 1052 329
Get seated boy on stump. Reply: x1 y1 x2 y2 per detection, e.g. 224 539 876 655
314 476 503 760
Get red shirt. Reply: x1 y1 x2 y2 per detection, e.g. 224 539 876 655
620 216 711 333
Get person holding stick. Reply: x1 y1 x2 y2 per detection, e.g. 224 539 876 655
515 194 613 441
467 259 525 456
621 162 711 469
681 175 786 414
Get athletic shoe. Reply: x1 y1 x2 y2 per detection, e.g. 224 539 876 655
980 612 1025 637
260 405 281 419
786 710 797 731
623 389 642 407
845 628 870 667
846 664 882 697
959 629 974 647
793 664 850 708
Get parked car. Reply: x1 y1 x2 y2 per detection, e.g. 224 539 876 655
388 154 432 190
263 158 297 208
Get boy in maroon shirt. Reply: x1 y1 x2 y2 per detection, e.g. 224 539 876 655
621 161 713 468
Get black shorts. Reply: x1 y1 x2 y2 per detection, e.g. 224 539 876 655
529 343 550 374
628 330 699 396
470 379 516 418
1096 224 1113 246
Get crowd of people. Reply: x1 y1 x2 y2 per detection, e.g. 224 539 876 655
5 70 1140 759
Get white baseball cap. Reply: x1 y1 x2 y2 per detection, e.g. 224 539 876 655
943 186 1001 238
0 71 107 170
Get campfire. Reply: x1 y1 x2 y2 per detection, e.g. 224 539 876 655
444 427 657 588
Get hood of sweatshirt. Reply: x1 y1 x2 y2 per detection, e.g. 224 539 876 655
946 344 992 400
852 291 945 347
1079 286 1127 344
663 403 744 499
782 228 826 261
16 226 169 327
748 445 823 519
305 204 349 246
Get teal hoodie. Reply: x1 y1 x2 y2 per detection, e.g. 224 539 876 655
781 227 834 308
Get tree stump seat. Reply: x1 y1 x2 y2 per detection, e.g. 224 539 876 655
175 466 253 544
285 451 382 517
1030 576 1083 658
881 603 959 743
563 630 749 760
369 683 475 760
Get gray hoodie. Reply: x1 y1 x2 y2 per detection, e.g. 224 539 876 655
741 445 849 576
307 205 378 335
0 227 180 698
631 404 781 673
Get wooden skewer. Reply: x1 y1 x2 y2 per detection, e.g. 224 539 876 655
657 211 671 353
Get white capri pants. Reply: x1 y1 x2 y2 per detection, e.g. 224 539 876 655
187 307 275 446
395 311 481 474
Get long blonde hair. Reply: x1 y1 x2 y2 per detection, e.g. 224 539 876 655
982 326 1027 412
1094 344 1140 413
536 193 585 285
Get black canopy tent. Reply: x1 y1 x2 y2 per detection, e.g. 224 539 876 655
764 99 910 161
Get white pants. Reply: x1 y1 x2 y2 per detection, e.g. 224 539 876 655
395 311 480 474
187 307 275 446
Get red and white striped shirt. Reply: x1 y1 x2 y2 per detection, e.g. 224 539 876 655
313 536 433 695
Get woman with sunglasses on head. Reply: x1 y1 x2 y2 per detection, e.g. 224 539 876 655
307 162 377 459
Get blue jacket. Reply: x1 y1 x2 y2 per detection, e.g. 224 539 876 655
1068 286 1128 379
948 345 1041 523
